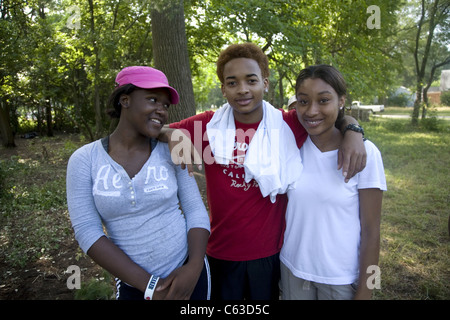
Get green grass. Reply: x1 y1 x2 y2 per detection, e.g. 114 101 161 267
363 117 449 299
0 138 78 267
73 270 115 300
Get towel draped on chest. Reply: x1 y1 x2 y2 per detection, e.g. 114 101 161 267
206 100 303 203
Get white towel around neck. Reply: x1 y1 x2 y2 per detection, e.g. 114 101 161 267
206 100 302 203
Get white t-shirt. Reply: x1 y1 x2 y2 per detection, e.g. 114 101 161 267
280 136 387 285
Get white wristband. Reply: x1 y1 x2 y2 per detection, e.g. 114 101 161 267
144 275 160 300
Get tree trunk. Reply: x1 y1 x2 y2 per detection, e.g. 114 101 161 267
412 83 422 126
277 68 284 109
151 0 195 123
422 87 428 119
422 57 450 119
0 99 16 148
45 97 53 137
412 0 440 126
88 0 103 138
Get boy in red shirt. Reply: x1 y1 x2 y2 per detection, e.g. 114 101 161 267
165 43 365 299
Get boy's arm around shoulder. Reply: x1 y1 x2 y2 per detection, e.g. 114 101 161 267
158 112 214 175
159 125 202 176
338 115 367 183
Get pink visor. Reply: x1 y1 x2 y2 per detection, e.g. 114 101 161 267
115 66 179 105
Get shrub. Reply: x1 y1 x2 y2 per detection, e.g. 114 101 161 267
441 90 450 106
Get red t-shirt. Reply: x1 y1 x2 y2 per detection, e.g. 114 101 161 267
170 109 307 261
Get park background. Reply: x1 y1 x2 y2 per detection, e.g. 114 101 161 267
0 0 449 300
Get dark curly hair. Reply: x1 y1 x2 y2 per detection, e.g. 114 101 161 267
216 43 270 84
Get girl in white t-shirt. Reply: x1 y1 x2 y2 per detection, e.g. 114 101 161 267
280 65 387 300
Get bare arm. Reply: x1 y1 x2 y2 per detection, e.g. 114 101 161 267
87 236 151 293
159 125 202 176
337 116 367 182
355 188 383 300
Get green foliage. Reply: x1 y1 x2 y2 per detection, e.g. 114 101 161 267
1 0 410 137
74 270 115 300
441 91 450 106
387 92 413 107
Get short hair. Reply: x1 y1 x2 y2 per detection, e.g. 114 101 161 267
216 43 270 84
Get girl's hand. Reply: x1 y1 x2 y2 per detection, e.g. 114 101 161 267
338 131 366 182
154 262 203 300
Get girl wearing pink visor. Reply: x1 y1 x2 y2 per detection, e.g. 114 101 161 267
66 66 211 300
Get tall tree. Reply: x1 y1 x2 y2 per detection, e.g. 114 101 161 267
412 0 450 125
0 0 30 147
87 0 103 137
151 0 196 122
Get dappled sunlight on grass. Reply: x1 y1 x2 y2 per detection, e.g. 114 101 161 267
364 118 449 299
0 138 79 268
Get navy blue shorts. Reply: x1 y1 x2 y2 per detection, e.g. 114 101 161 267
116 256 211 300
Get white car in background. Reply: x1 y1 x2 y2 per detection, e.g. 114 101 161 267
350 101 385 113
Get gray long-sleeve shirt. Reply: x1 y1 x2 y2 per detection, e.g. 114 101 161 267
66 139 210 278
